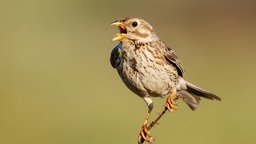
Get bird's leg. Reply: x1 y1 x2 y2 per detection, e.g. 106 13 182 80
138 91 179 143
138 97 154 144
138 108 153 144
138 104 169 143
166 90 178 112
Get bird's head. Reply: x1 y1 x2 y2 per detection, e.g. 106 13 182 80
111 17 159 43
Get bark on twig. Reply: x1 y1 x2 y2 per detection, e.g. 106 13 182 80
138 106 169 144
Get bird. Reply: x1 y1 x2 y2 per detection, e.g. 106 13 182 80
110 17 221 144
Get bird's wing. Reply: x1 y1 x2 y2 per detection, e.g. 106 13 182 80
164 46 185 76
110 43 122 68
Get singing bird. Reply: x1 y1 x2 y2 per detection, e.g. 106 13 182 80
110 17 221 143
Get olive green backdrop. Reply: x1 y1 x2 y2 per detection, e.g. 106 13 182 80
1 0 256 144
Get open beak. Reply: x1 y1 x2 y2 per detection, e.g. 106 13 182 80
111 21 127 41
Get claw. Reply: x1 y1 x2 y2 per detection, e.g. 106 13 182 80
166 90 178 112
138 124 153 143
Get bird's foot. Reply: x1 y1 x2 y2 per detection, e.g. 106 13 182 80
166 91 178 112
138 124 154 144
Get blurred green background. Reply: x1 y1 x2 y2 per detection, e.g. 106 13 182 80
1 0 256 144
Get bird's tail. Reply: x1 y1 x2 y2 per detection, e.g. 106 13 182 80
177 81 221 111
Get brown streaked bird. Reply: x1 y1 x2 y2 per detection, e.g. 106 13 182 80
110 17 221 144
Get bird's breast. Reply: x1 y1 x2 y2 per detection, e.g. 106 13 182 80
117 44 179 97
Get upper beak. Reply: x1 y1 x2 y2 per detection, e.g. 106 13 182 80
111 21 127 41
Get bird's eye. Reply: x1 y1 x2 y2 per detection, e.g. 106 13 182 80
132 21 138 27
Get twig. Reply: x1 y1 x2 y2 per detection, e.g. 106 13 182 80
138 106 169 143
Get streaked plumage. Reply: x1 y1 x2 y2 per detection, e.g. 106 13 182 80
110 17 221 143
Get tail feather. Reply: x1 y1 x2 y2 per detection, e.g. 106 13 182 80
177 81 221 111
177 90 201 111
186 82 221 101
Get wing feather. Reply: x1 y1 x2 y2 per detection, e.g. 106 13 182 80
164 46 185 76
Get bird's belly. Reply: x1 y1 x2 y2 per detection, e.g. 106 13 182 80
138 64 173 97
117 60 177 97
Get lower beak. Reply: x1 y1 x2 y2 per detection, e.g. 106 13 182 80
111 21 127 41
